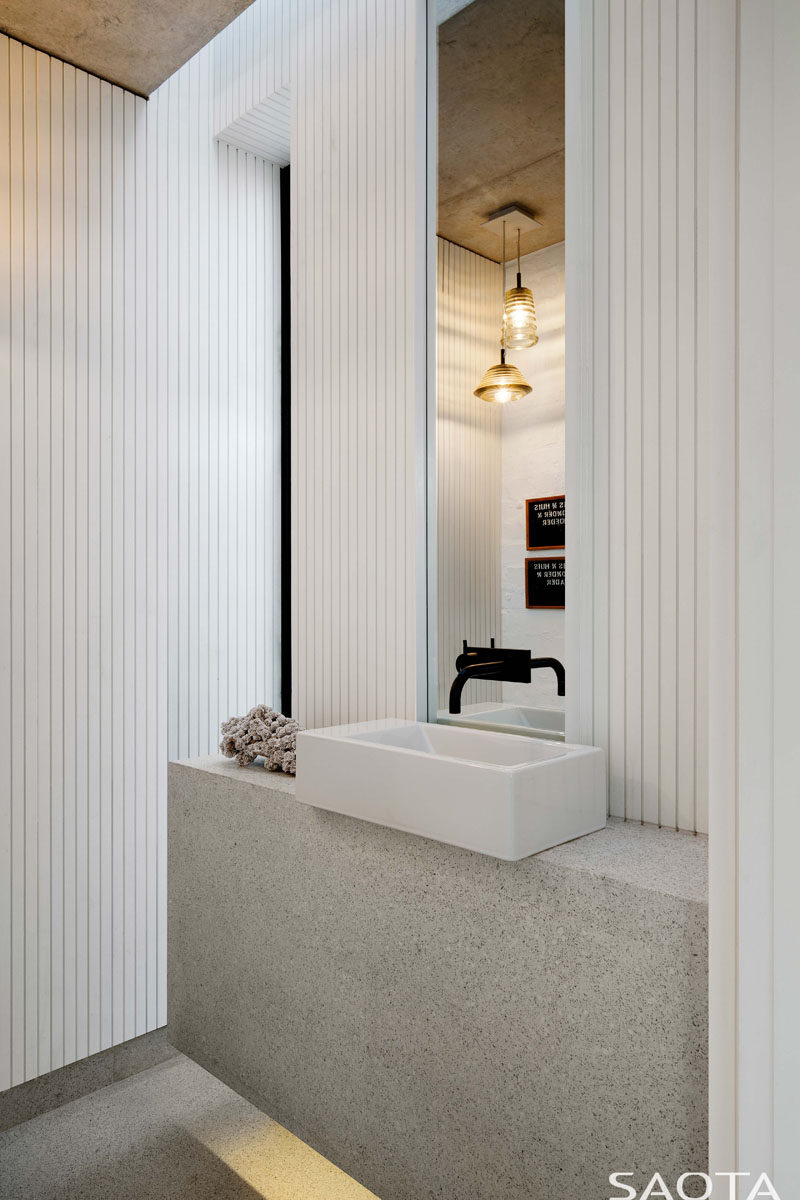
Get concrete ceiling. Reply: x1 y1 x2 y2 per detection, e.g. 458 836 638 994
438 0 565 261
0 0 254 97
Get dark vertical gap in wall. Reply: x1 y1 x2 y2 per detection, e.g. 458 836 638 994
280 166 292 716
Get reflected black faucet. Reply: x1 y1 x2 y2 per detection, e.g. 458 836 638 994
529 656 565 696
448 640 565 715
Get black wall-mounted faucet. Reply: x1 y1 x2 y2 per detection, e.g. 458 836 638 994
448 640 565 715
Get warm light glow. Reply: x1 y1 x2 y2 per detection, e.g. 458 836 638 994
193 1111 378 1199
503 284 538 348
473 359 532 404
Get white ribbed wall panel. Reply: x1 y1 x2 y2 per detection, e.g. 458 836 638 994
435 238 501 712
567 0 707 834
0 19 281 1089
211 0 294 165
149 63 282 765
706 0 800 1182
217 87 291 165
291 0 427 729
0 36 161 1090
211 0 292 138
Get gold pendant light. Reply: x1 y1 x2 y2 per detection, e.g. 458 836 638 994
503 227 538 348
474 351 532 404
474 220 533 404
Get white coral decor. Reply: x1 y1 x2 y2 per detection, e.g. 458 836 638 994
220 705 301 775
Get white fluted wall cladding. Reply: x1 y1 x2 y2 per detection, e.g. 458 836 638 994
568 0 707 834
705 0 800 1177
435 238 501 712
211 0 293 163
211 0 292 141
290 0 427 729
0 17 282 1089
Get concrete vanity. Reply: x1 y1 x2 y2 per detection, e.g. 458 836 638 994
168 756 708 1200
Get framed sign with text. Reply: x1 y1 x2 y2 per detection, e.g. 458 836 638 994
525 556 565 609
526 494 565 551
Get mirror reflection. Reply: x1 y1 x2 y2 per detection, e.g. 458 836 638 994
434 0 566 739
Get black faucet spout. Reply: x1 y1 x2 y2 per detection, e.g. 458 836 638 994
530 656 565 696
448 660 504 715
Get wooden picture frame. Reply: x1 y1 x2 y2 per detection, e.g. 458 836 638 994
526 494 565 551
525 556 565 609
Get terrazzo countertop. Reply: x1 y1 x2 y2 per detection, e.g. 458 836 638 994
179 753 708 905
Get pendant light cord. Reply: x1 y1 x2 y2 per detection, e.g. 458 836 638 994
516 227 522 288
500 220 506 360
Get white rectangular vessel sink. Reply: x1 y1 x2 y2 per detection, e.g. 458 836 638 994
295 719 606 860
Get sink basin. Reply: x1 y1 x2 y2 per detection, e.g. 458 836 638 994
295 719 606 860
437 702 566 741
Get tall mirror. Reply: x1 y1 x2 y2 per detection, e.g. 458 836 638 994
432 0 565 739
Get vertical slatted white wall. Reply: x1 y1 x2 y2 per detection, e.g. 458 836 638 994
706 0 800 1179
149 64 282 766
211 0 293 163
211 0 292 138
0 36 161 1090
291 0 427 729
0 18 281 1089
740 0 800 1178
436 238 501 712
569 0 707 834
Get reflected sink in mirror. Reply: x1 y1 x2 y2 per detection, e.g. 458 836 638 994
437 701 565 742
296 720 605 861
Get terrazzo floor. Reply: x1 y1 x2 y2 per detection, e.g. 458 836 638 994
0 1054 378 1200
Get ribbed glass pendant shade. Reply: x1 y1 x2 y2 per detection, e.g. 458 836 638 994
473 357 532 404
503 283 538 348
473 223 534 404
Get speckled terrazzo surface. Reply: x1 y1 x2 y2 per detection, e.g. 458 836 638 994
189 753 298 793
185 754 708 904
169 757 708 1200
538 816 708 903
0 1054 377 1199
